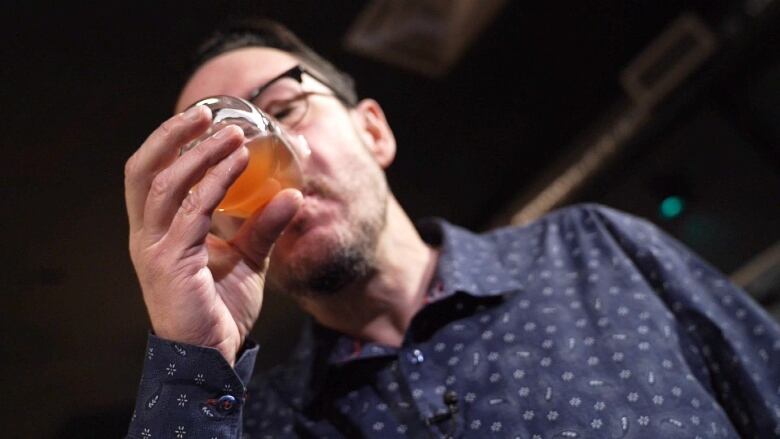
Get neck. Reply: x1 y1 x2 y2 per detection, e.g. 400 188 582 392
297 196 438 347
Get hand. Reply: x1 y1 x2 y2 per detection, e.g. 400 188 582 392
124 105 303 366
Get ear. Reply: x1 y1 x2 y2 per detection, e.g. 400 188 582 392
352 99 396 168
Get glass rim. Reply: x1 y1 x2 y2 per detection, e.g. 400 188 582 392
181 95 311 162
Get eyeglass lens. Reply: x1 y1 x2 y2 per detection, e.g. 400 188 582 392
249 76 309 130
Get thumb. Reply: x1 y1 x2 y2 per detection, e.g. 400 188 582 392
231 188 304 269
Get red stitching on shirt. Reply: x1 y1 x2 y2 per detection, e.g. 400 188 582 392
425 280 445 304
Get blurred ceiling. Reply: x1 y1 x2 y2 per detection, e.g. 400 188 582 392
5 0 741 230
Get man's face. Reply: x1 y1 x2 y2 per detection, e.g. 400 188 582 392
176 47 395 296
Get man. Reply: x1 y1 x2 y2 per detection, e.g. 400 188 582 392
125 19 780 438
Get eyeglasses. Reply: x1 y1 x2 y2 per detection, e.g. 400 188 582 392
247 65 351 130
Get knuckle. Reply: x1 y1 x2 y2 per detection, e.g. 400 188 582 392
180 189 202 216
157 118 179 141
203 164 226 184
189 141 210 164
129 233 150 262
124 155 138 181
154 116 181 143
149 170 173 199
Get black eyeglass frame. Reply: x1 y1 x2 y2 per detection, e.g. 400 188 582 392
247 65 354 108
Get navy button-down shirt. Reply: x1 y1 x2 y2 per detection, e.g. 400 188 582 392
127 204 780 438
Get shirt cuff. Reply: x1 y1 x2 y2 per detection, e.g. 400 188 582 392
126 333 259 439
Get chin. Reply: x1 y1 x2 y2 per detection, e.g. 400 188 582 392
274 217 343 264
266 230 346 294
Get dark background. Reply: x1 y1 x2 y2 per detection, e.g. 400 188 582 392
2 1 779 437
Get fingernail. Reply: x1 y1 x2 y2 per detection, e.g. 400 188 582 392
184 105 204 121
214 125 237 139
235 145 249 158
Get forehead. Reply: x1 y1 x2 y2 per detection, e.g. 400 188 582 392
175 47 298 112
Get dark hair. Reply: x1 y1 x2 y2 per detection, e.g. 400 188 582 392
188 18 358 106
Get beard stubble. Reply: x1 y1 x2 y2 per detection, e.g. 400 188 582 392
265 154 388 298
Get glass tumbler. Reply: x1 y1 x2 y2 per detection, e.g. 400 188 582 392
181 95 310 226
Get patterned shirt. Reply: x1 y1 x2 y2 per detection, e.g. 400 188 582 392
127 204 780 438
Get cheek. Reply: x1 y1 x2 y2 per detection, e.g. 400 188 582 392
296 106 384 199
300 123 369 176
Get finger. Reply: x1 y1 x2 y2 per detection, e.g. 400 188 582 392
124 105 211 233
163 142 250 249
231 189 304 270
143 125 246 240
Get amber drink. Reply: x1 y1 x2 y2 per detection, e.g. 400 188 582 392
216 134 302 218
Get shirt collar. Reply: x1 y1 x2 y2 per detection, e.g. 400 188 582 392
418 217 523 300
304 218 524 366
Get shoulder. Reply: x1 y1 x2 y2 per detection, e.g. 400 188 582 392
544 202 647 226
479 203 669 268
483 202 647 240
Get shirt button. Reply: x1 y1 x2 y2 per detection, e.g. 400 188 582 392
407 349 425 364
216 394 237 412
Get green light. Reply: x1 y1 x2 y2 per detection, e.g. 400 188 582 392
660 196 685 219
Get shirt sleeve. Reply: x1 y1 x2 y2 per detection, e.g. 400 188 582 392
125 333 259 439
588 204 780 437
